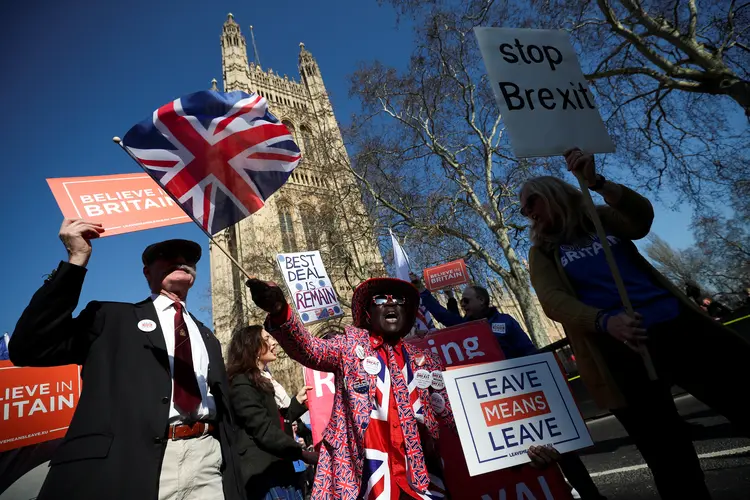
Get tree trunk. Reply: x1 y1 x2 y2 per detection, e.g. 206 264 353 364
493 229 550 347
504 271 550 348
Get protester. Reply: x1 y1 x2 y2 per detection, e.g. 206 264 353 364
701 297 732 321
523 149 750 499
247 276 561 499
415 277 536 358
227 325 317 500
412 275 605 500
684 282 702 307
246 276 451 499
8 219 243 500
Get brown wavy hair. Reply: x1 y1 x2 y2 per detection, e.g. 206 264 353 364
226 324 273 393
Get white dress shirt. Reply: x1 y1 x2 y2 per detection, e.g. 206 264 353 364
151 294 216 422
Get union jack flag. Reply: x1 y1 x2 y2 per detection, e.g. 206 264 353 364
361 350 445 500
122 90 301 234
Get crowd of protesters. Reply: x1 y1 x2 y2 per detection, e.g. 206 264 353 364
7 149 750 500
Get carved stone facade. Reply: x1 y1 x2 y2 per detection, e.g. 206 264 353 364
210 14 385 392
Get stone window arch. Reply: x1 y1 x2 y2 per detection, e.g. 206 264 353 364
300 125 316 161
278 205 297 253
299 204 320 250
282 120 296 143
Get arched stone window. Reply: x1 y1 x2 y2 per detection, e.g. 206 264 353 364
299 205 320 250
278 207 297 253
282 120 296 143
300 125 316 161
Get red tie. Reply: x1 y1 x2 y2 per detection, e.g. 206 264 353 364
172 302 201 415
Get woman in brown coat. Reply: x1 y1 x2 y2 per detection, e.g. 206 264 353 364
522 148 750 499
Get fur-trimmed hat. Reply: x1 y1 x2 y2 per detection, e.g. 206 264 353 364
351 278 420 329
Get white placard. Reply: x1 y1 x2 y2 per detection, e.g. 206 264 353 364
442 352 593 476
276 251 344 324
474 27 615 158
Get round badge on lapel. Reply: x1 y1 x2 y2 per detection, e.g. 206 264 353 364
415 354 427 367
355 345 366 360
414 369 432 389
430 370 445 390
363 356 382 375
430 392 446 414
138 319 157 332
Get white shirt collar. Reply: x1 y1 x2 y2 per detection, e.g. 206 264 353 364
151 293 187 312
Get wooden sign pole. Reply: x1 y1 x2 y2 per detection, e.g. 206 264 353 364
573 173 658 381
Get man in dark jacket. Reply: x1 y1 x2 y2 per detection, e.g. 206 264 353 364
411 273 536 358
9 218 244 500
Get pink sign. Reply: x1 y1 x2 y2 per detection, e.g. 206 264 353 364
303 367 336 446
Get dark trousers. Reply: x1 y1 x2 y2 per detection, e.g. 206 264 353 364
558 452 605 499
599 306 750 499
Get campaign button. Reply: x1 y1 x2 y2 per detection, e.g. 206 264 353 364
430 393 446 414
430 371 445 390
363 356 382 375
414 369 432 389
355 345 366 360
138 319 157 332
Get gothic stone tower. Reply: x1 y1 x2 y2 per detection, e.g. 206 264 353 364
210 14 385 389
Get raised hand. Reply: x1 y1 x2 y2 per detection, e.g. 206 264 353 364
59 219 105 267
563 148 597 187
245 278 287 314
409 272 426 293
295 385 312 405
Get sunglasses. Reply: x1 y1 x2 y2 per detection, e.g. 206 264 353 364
520 193 540 218
371 294 406 306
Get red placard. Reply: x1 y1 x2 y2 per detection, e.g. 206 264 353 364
423 259 469 291
408 320 505 368
438 421 572 500
303 367 336 446
47 173 191 237
0 361 81 452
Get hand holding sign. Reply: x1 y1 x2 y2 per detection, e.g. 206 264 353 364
527 445 561 469
295 385 313 405
246 279 287 315
605 312 647 351
59 219 106 268
563 148 598 188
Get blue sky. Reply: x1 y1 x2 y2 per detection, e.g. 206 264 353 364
0 0 696 335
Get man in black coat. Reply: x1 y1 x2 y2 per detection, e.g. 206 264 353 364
9 218 244 500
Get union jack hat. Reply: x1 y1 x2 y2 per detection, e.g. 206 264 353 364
351 278 420 329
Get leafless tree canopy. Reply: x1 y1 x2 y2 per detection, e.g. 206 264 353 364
344 5 564 346
382 0 750 204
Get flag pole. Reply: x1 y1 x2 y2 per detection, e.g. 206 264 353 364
573 173 658 381
112 136 254 281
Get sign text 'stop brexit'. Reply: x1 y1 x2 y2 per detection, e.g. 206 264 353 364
474 27 615 158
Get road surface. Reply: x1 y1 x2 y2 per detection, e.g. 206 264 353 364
580 394 750 499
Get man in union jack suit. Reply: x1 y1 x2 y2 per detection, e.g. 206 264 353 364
247 277 452 500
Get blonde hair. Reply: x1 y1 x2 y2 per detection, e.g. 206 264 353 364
521 176 595 251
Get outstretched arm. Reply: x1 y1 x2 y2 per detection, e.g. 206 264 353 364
265 305 344 373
